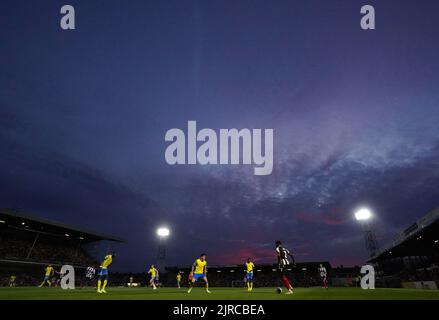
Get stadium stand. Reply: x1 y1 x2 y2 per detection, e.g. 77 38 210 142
0 208 123 286
371 208 439 289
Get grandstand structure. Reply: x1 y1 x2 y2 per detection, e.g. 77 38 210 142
0 208 123 286
371 208 439 289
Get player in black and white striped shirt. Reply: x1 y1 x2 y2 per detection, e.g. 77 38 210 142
318 264 328 289
275 240 295 294
86 266 96 279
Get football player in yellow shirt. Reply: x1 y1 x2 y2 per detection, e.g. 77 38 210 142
97 252 114 293
39 264 54 287
245 258 255 292
176 272 182 288
9 275 17 287
148 265 159 290
187 253 210 293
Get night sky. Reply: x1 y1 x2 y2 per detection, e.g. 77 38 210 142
1 0 439 272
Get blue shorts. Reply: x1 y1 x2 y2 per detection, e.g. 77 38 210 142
246 272 254 280
44 276 50 281
99 268 109 276
193 273 205 280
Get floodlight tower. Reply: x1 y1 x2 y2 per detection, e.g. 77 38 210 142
156 227 170 273
355 208 379 258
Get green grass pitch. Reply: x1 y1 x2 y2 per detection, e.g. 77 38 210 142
1 287 439 300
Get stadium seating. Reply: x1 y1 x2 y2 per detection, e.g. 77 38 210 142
0 208 123 286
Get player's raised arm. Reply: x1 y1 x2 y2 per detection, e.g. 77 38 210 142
287 249 296 265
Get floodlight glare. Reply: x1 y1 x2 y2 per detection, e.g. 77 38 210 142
355 208 372 221
157 227 170 237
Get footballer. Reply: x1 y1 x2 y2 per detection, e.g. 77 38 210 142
97 252 114 293
319 263 329 289
9 275 17 287
147 265 159 290
176 272 182 288
245 257 255 292
275 240 295 294
39 264 54 287
187 253 211 293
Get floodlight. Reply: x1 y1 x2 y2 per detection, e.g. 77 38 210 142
355 208 372 221
157 227 170 237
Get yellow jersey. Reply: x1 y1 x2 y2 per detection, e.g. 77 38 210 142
194 258 206 274
45 267 53 276
101 255 113 269
246 262 254 273
148 267 157 277
176 274 181 281
45 266 53 276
